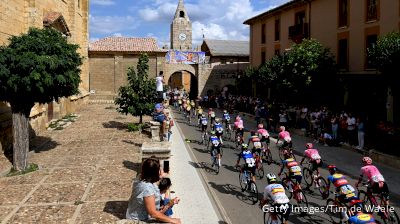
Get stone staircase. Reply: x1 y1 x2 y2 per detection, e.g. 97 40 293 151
88 91 116 104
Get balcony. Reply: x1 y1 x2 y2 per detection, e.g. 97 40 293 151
288 23 309 43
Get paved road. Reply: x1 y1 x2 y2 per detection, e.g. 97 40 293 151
172 108 399 224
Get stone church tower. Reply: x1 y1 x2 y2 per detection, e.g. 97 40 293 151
170 0 192 50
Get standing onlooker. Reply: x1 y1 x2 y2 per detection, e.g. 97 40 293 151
156 71 165 102
279 110 288 128
331 115 339 140
346 113 356 146
300 106 308 131
255 106 261 125
356 117 365 150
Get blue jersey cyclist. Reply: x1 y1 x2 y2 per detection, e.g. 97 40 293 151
209 131 222 167
236 144 256 184
213 118 224 144
326 165 358 203
222 110 231 126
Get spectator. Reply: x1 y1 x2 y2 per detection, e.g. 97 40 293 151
331 115 339 140
159 178 180 217
152 103 167 140
255 106 261 125
356 117 365 150
126 158 181 224
347 113 356 146
279 110 288 128
156 71 165 103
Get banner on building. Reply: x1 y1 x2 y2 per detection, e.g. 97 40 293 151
166 50 206 64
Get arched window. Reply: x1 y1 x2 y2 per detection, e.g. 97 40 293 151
179 11 185 18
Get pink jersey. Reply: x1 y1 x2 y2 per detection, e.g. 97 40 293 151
361 165 385 183
258 129 269 137
279 131 291 142
304 149 321 161
234 120 244 129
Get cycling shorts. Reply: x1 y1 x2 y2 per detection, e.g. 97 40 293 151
243 164 256 176
211 146 221 155
269 203 290 219
370 182 390 201
311 160 323 172
236 128 244 137
201 125 208 132
288 172 303 184
261 136 270 144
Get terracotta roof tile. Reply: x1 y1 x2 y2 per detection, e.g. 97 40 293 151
89 37 166 52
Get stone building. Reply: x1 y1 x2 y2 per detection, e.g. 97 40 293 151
200 39 250 95
0 0 90 161
88 37 167 96
244 0 400 123
170 0 192 51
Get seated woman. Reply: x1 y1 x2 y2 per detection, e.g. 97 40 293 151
126 158 181 224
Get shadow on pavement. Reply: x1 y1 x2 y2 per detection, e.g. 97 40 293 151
122 140 143 147
103 201 128 219
222 164 240 173
102 121 128 130
192 147 209 154
123 160 141 171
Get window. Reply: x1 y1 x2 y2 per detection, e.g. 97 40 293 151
261 52 266 64
295 11 306 25
338 0 349 27
338 39 348 70
261 24 266 44
274 49 280 56
180 11 185 18
275 19 280 41
366 0 378 21
365 34 377 68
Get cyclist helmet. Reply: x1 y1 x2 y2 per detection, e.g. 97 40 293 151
210 130 216 135
283 150 292 159
280 126 286 131
306 143 313 149
201 114 206 118
257 124 264 129
362 157 372 165
223 110 227 113
209 108 213 111
235 116 241 121
266 173 277 184
241 143 249 150
215 118 220 123
328 164 337 174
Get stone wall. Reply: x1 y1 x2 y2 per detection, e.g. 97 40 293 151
0 0 90 156
89 53 165 94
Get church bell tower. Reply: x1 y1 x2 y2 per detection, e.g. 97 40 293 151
170 0 192 50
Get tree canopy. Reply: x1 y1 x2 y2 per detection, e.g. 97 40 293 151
114 53 156 123
0 27 82 112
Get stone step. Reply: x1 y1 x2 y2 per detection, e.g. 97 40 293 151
89 94 116 101
88 100 115 104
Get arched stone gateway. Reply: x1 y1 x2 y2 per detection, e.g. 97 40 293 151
164 63 199 99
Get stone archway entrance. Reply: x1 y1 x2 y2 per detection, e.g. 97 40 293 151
168 70 198 99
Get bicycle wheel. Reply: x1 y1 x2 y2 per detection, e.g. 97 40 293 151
383 207 400 224
214 158 220 174
302 167 313 188
249 181 259 204
326 199 343 224
316 176 329 199
257 161 265 179
263 212 271 224
239 171 247 191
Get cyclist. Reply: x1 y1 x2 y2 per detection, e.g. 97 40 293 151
190 100 196 116
300 143 323 175
276 126 292 149
208 108 216 125
347 199 377 224
222 110 231 129
355 157 389 205
257 123 270 147
199 114 208 133
278 151 303 192
178 97 183 111
209 131 222 167
213 118 224 144
248 130 263 156
236 143 257 184
260 174 290 224
234 116 245 138
185 103 192 121
197 106 203 120
326 165 358 203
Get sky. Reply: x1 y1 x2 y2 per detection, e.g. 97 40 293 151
89 0 291 48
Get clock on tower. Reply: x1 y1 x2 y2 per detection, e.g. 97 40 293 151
170 0 192 50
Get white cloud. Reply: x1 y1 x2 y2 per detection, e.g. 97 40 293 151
89 15 139 35
90 37 100 43
91 0 115 6
112 33 123 37
138 3 177 22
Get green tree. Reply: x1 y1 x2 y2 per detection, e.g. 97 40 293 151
0 27 83 171
368 32 400 93
115 54 156 123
